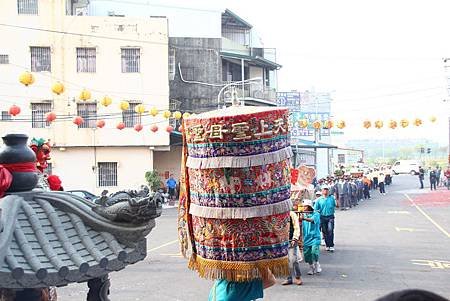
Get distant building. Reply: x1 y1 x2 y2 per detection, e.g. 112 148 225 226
0 0 170 194
83 2 282 181
277 90 336 178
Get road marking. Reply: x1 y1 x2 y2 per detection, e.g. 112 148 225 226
395 227 426 232
160 252 183 258
411 259 450 270
148 239 178 252
405 194 450 238
388 211 411 214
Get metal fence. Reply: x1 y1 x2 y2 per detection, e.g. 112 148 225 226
98 162 117 187
77 103 97 128
31 47 51 72
17 0 38 14
31 103 51 128
76 48 96 73
121 48 140 73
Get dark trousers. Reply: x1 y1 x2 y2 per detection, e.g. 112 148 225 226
379 182 385 194
364 187 370 199
320 215 335 248
430 181 436 190
373 177 378 189
419 177 424 189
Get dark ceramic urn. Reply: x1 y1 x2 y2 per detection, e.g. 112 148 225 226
0 134 38 192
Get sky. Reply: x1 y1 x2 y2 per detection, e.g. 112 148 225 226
152 0 450 146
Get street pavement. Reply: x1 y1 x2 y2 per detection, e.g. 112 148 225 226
59 175 450 300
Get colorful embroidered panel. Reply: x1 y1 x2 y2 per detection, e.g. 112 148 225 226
192 212 290 262
187 159 290 195
179 106 292 282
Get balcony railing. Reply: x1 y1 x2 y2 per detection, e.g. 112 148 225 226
222 83 277 105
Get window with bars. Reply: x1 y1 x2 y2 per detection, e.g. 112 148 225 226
31 103 51 128
168 48 175 80
17 0 38 15
31 47 51 72
76 48 96 73
122 102 142 127
121 48 140 73
98 162 118 187
1 111 11 121
0 55 9 64
77 103 97 128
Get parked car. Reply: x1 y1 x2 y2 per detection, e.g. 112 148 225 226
391 160 421 175
67 190 98 201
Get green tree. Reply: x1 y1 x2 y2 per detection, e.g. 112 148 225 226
145 170 162 191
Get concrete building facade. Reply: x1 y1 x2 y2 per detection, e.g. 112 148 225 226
0 0 170 194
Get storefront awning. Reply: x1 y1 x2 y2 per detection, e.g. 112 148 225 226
291 139 338 149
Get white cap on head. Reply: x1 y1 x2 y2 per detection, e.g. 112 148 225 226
302 199 313 207
315 191 321 196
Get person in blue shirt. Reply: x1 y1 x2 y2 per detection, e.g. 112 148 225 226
314 186 337 252
208 269 276 301
300 199 322 275
166 174 177 201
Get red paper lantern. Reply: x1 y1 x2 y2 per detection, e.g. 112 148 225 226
166 125 174 133
116 122 125 130
134 124 143 132
46 112 57 123
8 105 21 116
150 125 158 132
73 116 84 126
96 120 105 128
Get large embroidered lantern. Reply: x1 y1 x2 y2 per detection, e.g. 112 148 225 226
178 106 292 282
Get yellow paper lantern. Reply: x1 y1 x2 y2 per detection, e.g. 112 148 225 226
79 89 91 101
363 120 371 129
375 120 383 129
337 120 346 129
162 110 171 119
19 71 35 86
324 120 334 129
429 116 437 123
182 112 191 119
298 119 308 128
173 111 182 120
312 120 322 130
389 120 397 129
51 82 65 95
135 104 146 114
100 96 112 107
150 107 159 117
414 118 422 126
120 101 130 111
400 119 409 128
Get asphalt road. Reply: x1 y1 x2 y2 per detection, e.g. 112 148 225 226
59 174 450 300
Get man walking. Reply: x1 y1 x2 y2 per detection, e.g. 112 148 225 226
343 178 352 210
418 166 425 189
436 166 442 187
166 174 177 201
314 187 337 252
282 209 303 286
429 168 437 191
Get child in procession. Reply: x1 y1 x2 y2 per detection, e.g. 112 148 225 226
300 199 322 275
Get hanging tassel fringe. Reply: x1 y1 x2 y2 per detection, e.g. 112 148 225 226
189 199 292 219
188 254 289 282
186 147 293 169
